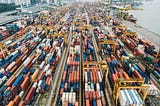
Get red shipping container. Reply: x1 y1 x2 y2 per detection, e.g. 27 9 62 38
85 91 89 99
89 91 93 101
20 77 30 91
18 101 25 106
11 86 19 96
60 88 64 97
93 91 96 100
25 87 35 104
101 97 106 106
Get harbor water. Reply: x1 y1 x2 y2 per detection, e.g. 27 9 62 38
130 0 160 35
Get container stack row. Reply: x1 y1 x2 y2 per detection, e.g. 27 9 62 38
83 30 107 106
57 31 80 106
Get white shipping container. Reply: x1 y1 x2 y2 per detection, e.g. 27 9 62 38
118 90 127 106
72 92 76 104
40 61 45 69
131 90 140 106
96 83 100 91
1 76 7 81
38 80 42 88
69 92 72 103
124 90 133 106
6 61 15 71
100 91 104 97
98 71 102 82
19 91 24 98
65 92 69 102
45 69 51 76
57 49 61 57
23 57 30 67
44 64 50 72
0 68 5 74
62 92 66 104
53 41 58 47
32 82 37 88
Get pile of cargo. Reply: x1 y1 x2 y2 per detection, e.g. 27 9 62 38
0 30 44 105
0 17 34 41
83 31 107 106
57 30 80 106
87 6 159 106
118 90 143 106
0 5 73 105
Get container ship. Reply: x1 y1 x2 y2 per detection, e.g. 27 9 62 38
0 2 159 106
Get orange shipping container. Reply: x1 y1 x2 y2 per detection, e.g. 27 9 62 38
96 91 100 99
97 99 102 106
20 77 30 91
86 99 90 106
6 76 16 87
7 101 15 106
75 101 79 106
123 72 130 80
13 95 21 105
31 69 39 82
15 57 22 65
74 71 77 83
64 101 68 106
38 71 45 81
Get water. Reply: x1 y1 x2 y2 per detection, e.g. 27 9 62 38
130 0 160 35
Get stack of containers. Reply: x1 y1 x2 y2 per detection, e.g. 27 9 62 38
58 33 80 106
83 32 107 106
0 7 72 105
118 90 143 106
83 34 96 61
0 27 10 41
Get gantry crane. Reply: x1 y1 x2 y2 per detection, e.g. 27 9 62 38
117 4 143 20
83 60 109 84
52 33 68 44
98 40 116 54
122 30 138 42
112 78 149 106
0 43 10 59
113 25 128 35
35 25 58 36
